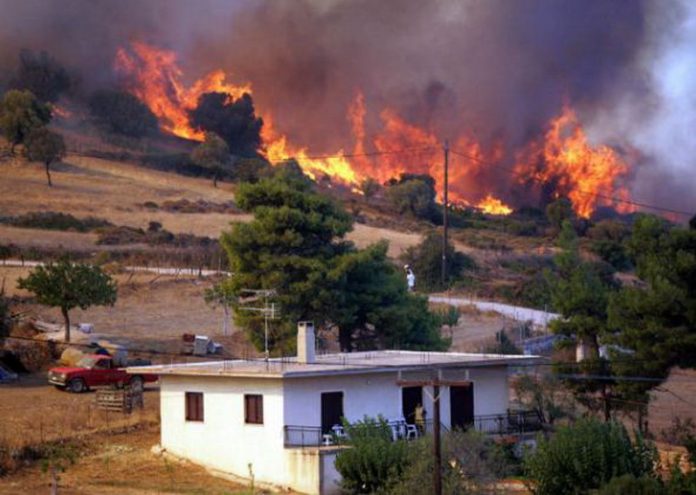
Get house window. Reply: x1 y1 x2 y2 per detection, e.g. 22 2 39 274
245 394 264 424
185 392 204 422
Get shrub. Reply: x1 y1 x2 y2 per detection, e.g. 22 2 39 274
2 211 112 232
88 89 158 138
390 429 515 495
596 475 664 495
334 416 410 494
386 174 441 224
524 418 657 495
482 329 522 355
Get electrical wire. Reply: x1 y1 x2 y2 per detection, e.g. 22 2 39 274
278 145 439 161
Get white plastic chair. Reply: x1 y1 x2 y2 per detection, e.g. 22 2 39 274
406 424 419 440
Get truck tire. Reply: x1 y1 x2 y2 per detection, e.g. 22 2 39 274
129 376 144 392
68 378 86 393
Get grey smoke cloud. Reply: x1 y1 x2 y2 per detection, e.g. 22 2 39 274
0 0 692 215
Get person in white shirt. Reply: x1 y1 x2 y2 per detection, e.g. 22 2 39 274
405 265 415 291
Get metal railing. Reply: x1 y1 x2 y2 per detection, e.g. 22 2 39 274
284 410 543 447
284 425 325 447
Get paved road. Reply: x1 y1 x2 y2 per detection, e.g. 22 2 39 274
429 295 559 328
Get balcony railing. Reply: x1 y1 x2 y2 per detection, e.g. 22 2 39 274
284 409 544 447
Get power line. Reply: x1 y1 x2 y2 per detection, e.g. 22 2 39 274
449 148 694 218
284 145 439 161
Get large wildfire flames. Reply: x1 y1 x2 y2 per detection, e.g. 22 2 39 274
115 42 632 218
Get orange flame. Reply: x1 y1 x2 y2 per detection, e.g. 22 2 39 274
114 42 633 219
477 194 513 215
114 41 251 140
514 105 632 218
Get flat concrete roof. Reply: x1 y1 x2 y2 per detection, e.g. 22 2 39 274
127 350 544 379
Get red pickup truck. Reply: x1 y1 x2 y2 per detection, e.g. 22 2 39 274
48 354 157 393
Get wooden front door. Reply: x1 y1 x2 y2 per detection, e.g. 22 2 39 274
402 386 423 424
321 391 344 434
450 384 474 430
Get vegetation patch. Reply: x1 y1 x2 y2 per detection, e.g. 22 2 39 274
0 211 112 232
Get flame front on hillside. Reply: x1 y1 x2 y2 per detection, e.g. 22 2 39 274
114 41 633 218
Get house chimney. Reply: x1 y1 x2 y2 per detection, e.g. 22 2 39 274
297 321 316 364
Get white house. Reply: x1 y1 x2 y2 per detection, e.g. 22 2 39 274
129 322 542 494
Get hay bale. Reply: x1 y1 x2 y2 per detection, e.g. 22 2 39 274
60 347 85 366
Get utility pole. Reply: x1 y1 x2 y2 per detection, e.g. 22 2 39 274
432 378 442 495
441 140 450 287
397 371 472 495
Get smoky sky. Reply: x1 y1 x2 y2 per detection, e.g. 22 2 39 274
0 0 693 215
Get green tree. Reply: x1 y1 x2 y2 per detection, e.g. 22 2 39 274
548 220 617 419
24 127 66 187
330 242 447 351
607 215 696 404
545 197 575 234
221 172 447 353
191 133 230 187
400 232 475 291
524 418 657 495
221 172 353 352
10 49 72 103
231 156 272 183
386 174 441 223
587 219 632 271
88 89 158 138
17 259 117 342
0 89 51 152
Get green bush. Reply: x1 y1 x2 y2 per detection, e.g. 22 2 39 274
595 475 664 495
334 417 410 494
390 429 514 495
524 418 657 495
2 211 112 232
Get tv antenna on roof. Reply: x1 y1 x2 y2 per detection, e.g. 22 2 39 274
238 289 281 361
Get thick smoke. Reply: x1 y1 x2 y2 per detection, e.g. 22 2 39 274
0 0 693 214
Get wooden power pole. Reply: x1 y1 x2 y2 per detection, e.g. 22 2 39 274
397 372 471 495
441 140 449 287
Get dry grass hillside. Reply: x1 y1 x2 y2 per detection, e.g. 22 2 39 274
0 154 423 258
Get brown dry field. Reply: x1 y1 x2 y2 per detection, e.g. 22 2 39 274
1 267 259 359
0 424 254 495
0 154 422 258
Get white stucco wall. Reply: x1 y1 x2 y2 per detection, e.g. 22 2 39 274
159 375 286 487
283 365 509 430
